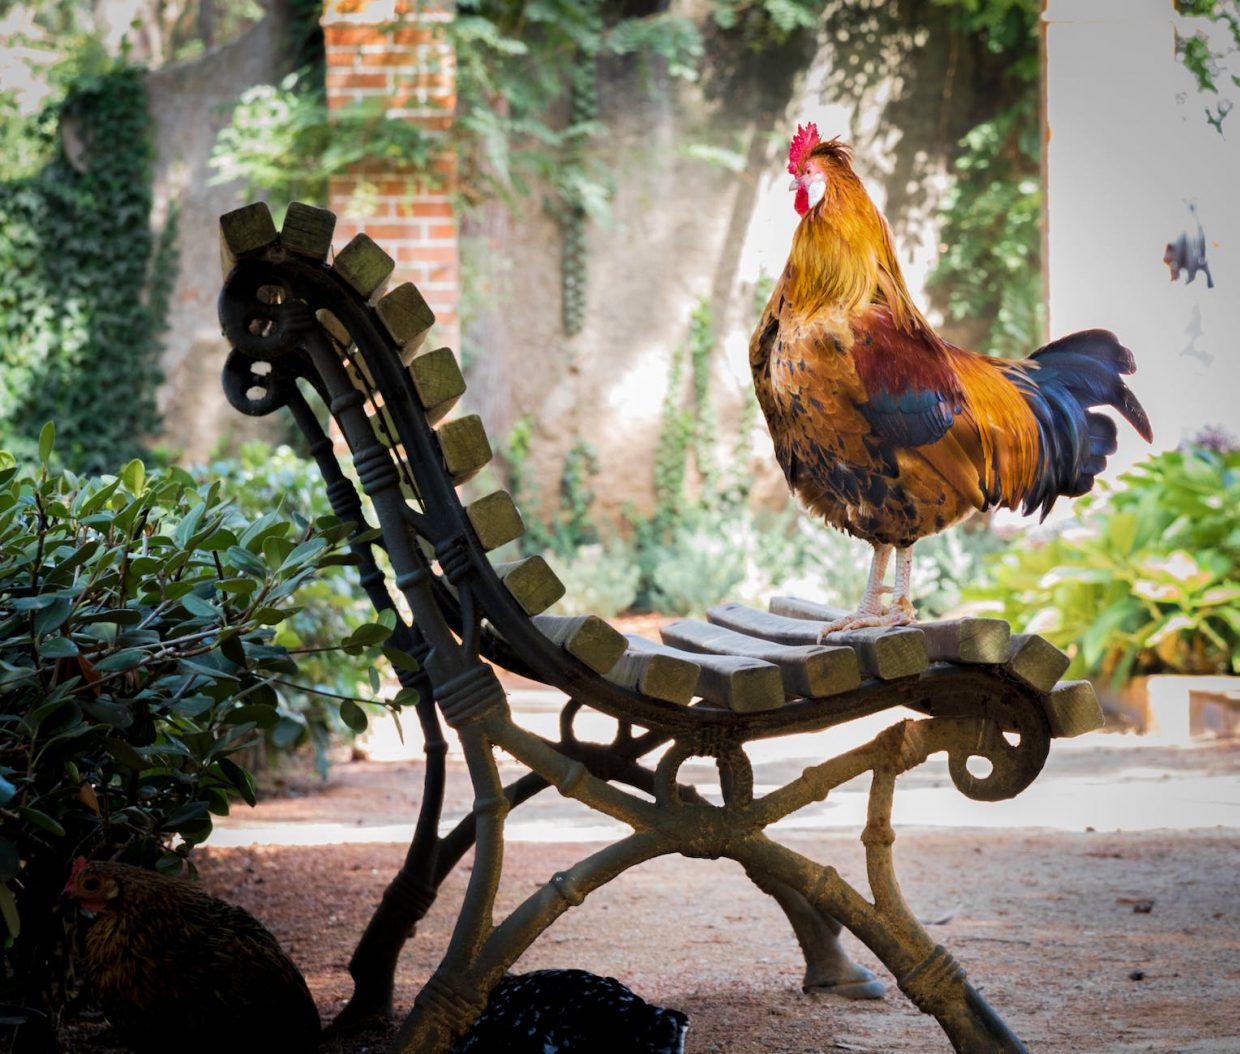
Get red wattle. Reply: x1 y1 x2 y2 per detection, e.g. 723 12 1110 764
794 185 809 216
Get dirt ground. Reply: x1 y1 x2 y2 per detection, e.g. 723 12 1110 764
61 740 1240 1054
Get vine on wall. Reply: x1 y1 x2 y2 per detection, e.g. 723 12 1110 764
0 66 177 473
1176 0 1240 131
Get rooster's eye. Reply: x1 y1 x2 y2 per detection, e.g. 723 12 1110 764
82 878 101 892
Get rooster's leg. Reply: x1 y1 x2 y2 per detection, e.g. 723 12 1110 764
857 542 894 616
818 543 914 636
891 545 916 619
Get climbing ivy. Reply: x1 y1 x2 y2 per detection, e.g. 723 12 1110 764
1175 0 1240 131
213 0 820 335
924 0 1043 359
0 65 176 473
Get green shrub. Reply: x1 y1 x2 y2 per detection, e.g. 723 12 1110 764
647 509 749 617
974 441 1240 685
0 432 401 1016
550 543 640 619
197 442 379 774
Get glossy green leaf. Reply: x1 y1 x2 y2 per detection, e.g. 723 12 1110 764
0 884 19 939
339 699 368 733
15 807 65 837
38 421 54 464
383 646 421 672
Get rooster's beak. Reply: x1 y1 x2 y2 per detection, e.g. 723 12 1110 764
788 177 799 191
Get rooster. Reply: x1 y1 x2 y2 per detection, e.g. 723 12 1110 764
751 123 1152 631
65 858 320 1054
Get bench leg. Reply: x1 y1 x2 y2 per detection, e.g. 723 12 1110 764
391 830 670 1054
333 696 448 1032
745 868 885 999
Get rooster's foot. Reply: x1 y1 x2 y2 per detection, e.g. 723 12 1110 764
817 607 914 639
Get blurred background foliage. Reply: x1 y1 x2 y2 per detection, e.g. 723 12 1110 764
1174 0 1240 132
0 63 177 473
974 438 1240 686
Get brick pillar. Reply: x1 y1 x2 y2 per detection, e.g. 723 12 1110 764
322 0 458 349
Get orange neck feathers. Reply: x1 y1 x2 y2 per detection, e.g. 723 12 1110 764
787 157 937 341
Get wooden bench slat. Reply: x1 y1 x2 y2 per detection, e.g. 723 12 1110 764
494 556 565 616
916 618 1011 664
630 636 783 713
281 202 336 260
376 282 435 363
531 614 627 675
436 415 491 484
1043 679 1104 738
1006 633 1071 693
669 615 860 699
767 597 928 680
219 201 277 274
465 491 525 551
408 347 465 425
604 639 701 706
334 234 395 300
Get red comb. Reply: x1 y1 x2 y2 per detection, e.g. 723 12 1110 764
787 122 821 175
65 855 88 894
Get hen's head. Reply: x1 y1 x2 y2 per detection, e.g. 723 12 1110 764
64 858 123 913
786 123 855 216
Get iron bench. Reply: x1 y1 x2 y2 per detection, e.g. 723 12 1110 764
216 201 1101 1054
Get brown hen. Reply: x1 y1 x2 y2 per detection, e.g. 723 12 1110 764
65 858 320 1054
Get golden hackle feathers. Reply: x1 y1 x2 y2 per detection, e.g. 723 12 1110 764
786 139 936 339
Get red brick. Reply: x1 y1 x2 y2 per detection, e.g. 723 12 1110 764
428 223 456 240
360 50 417 67
395 200 453 218
389 27 436 44
327 71 388 91
354 223 417 241
324 25 386 47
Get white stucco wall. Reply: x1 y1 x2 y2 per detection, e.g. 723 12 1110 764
1044 0 1240 472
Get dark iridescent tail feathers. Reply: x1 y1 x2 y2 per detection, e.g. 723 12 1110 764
1010 330 1152 519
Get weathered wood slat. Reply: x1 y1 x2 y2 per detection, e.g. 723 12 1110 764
436 415 491 484
408 347 465 425
767 597 928 680
633 635 783 713
281 202 336 260
917 618 1010 664
604 639 701 706
531 614 627 675
376 282 435 362
465 491 525 551
667 616 859 699
494 556 565 616
1043 679 1104 738
334 234 395 300
219 202 277 274
1006 633 1071 693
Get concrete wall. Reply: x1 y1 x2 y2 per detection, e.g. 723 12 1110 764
1044 0 1240 473
462 18 967 523
147 0 292 462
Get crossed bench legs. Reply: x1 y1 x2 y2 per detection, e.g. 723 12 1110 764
347 687 1041 1054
